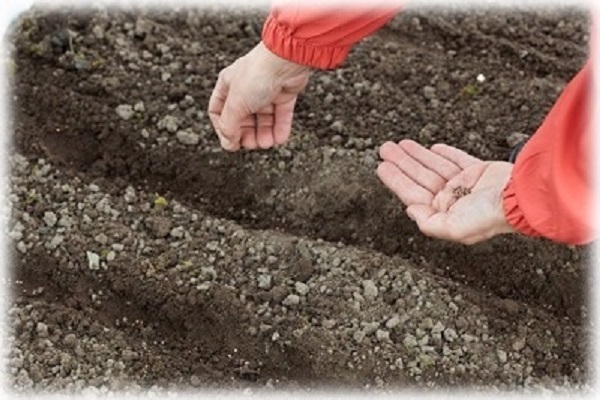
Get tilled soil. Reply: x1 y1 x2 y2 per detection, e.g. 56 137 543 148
5 4 592 394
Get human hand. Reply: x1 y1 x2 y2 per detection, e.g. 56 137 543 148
208 42 311 151
376 140 516 245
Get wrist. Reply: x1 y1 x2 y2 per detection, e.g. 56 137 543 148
256 41 311 80
493 183 517 236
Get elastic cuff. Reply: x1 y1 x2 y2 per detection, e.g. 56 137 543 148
261 15 351 70
502 179 541 238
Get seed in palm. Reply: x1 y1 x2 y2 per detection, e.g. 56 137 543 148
453 186 472 199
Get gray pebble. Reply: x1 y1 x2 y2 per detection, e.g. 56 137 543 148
403 334 418 348
134 101 145 113
512 338 526 352
176 129 200 146
295 282 310 296
322 319 336 329
497 349 508 363
157 115 179 133
115 104 134 120
17 241 27 254
362 280 378 300
43 211 58 227
64 333 78 348
376 329 390 342
364 322 380 336
423 86 436 99
36 322 49 338
443 328 458 342
386 315 401 329
257 275 272 290
353 330 366 343
330 120 344 133
282 294 300 306
170 226 185 238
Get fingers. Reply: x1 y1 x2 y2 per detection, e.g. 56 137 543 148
256 112 275 149
219 93 247 150
273 100 296 145
377 161 434 205
379 142 446 194
430 144 480 169
241 128 258 150
398 140 462 181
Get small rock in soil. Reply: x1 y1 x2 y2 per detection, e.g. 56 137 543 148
63 334 77 348
423 86 436 99
157 115 179 133
43 211 57 227
282 294 300 306
115 104 134 120
146 217 172 238
362 280 378 300
271 286 288 303
257 275 272 290
176 129 200 146
295 282 310 296
36 322 49 338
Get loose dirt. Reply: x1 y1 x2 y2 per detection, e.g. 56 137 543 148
5 4 592 395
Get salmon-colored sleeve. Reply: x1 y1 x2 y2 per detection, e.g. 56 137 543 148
502 60 594 245
262 1 402 69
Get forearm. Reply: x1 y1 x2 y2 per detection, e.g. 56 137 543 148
502 61 593 245
262 1 402 69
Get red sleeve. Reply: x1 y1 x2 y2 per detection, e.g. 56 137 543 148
502 60 594 245
262 1 402 69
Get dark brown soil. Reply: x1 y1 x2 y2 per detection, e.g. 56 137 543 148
6 5 592 393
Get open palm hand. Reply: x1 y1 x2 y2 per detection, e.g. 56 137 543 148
377 140 516 244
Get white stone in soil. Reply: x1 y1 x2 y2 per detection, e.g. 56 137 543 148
9 229 23 241
94 233 108 244
403 334 418 348
115 104 134 120
43 211 58 227
170 226 185 238
376 329 390 342
497 349 508 363
46 235 63 250
362 280 378 300
295 282 309 296
443 328 458 342
134 101 145 112
257 275 272 290
363 322 380 336
17 241 27 253
386 315 401 329
353 330 366 343
176 129 200 146
282 294 300 306
157 115 179 133
112 243 125 251
87 251 101 270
